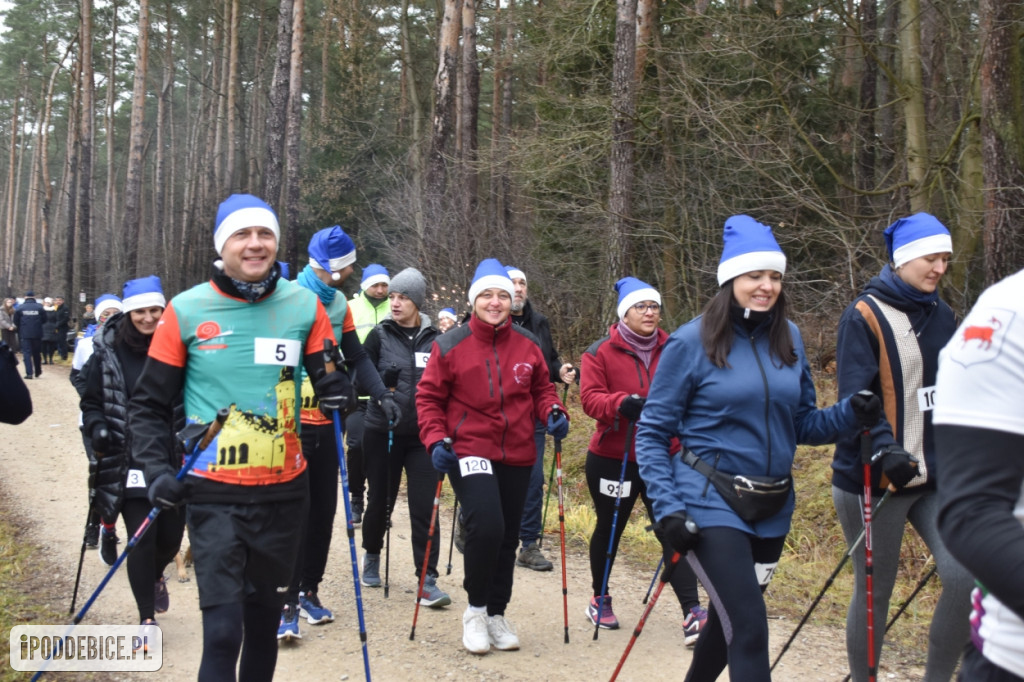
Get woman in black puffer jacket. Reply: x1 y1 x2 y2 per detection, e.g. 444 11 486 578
80 276 184 632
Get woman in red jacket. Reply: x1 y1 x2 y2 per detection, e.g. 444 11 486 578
417 258 568 656
581 277 707 642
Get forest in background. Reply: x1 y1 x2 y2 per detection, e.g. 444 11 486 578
1 0 1022 355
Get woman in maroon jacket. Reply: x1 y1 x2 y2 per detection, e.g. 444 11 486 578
580 277 706 643
417 258 568 656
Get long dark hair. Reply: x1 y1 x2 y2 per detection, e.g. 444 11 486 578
114 311 155 356
699 279 797 369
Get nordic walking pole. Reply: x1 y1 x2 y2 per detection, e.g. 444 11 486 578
446 498 458 575
642 556 663 605
324 341 372 682
553 407 570 644
70 465 101 614
539 380 570 551
411 473 445 641
594 418 634 640
840 564 937 682
382 364 400 599
857 390 881 682
770 489 892 671
609 543 693 682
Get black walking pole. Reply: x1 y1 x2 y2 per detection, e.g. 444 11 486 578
593 418 634 640
70 463 102 614
382 364 400 599
446 499 458 575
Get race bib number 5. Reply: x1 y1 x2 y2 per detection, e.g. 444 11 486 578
254 338 301 366
459 456 493 477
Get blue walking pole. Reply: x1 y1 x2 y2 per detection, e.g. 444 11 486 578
593 419 634 641
325 341 372 681
32 408 229 682
642 556 664 604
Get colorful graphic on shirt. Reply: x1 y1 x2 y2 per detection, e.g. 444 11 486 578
947 308 1016 367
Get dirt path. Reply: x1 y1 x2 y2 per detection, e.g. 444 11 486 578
2 365 926 681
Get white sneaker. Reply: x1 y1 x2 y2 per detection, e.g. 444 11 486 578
487 614 520 651
462 609 491 654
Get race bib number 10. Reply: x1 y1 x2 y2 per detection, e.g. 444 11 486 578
459 456 493 477
254 338 301 366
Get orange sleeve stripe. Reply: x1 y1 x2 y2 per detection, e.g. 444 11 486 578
148 303 188 367
305 299 338 354
342 305 356 333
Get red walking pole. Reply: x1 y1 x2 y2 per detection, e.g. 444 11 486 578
609 551 682 682
856 390 881 682
554 419 570 644
410 474 444 641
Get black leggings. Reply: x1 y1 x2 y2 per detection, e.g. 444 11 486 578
585 452 699 612
287 423 338 602
122 498 185 621
344 405 367 500
198 601 281 682
448 458 531 616
361 429 440 578
684 527 786 682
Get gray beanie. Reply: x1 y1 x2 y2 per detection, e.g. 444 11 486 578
388 267 427 310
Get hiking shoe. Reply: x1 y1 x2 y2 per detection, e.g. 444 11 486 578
462 609 490 654
154 576 170 614
361 553 381 587
454 513 466 554
134 619 159 653
350 497 364 527
516 543 553 571
298 590 334 624
683 605 708 646
277 604 301 641
99 527 119 567
586 595 620 630
84 522 99 549
418 577 452 608
487 614 520 651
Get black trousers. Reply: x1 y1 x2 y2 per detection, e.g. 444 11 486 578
286 422 339 603
344 404 368 500
122 497 185 621
361 429 440 578
21 337 41 376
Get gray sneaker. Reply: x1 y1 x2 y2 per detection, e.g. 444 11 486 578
515 543 553 571
361 553 381 587
418 577 452 608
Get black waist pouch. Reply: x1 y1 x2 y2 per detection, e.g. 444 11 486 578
682 450 792 523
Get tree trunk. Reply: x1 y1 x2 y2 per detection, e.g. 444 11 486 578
284 0 305 268
900 0 929 211
78 0 95 295
263 0 293 208
424 0 460 257
400 0 425 240
104 1 119 276
122 0 150 279
458 0 479 238
609 0 639 280
855 0 877 217
979 0 1024 284
226 0 240 191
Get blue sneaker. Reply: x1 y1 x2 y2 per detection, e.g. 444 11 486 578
277 604 301 641
683 605 707 646
298 591 333 624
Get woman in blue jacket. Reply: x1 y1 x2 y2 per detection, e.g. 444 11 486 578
832 213 971 682
636 215 870 682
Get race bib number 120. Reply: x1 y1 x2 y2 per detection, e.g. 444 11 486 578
254 338 301 366
459 456 493 477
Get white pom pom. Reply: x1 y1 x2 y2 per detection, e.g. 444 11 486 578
331 272 341 281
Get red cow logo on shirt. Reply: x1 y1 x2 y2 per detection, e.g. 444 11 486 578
948 309 1015 368
961 318 1001 350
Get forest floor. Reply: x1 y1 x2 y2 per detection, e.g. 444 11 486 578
0 364 930 681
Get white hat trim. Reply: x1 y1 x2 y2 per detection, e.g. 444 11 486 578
506 268 526 283
309 251 357 272
468 275 515 304
438 309 457 322
123 291 166 313
892 234 953 269
361 274 390 290
717 251 787 286
617 287 661 320
214 207 280 254
95 300 123 317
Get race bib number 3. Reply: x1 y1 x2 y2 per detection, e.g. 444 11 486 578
126 469 147 489
459 456 493 477
254 338 301 366
599 477 632 499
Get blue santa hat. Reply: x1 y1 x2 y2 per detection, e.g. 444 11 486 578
94 293 123 318
504 265 527 283
308 226 357 280
438 307 457 322
214 194 280 255
883 213 953 269
360 263 390 291
122 275 166 312
468 258 514 304
277 261 290 280
615 277 661 320
716 215 787 286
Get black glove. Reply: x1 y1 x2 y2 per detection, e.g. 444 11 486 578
878 445 919 489
315 368 356 417
90 423 112 456
658 511 700 555
148 473 188 509
850 390 881 428
618 394 646 422
431 439 459 474
380 393 402 429
382 364 401 390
